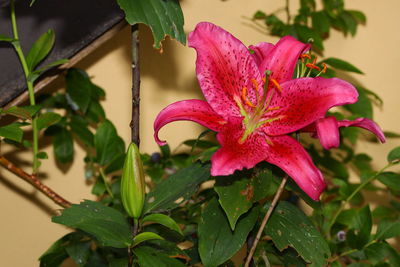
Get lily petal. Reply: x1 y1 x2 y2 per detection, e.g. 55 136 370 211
189 22 263 119
259 36 310 83
249 42 274 68
315 116 340 149
337 117 386 143
154 99 227 146
264 77 358 136
264 135 326 201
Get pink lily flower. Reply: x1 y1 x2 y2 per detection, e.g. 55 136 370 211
154 22 360 201
303 116 386 149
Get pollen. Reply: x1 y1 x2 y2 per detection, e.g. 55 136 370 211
267 106 281 111
321 63 327 73
270 78 282 93
300 54 311 63
241 87 256 107
306 63 321 71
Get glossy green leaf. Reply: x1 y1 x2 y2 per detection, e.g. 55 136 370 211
26 29 55 71
144 162 210 213
387 146 400 163
36 112 62 130
69 115 94 147
322 57 363 74
142 214 182 235
134 246 186 267
375 219 400 240
263 201 330 266
53 128 74 164
198 198 259 267
0 34 14 42
52 200 132 248
65 241 91 267
132 232 164 247
1 106 32 120
215 170 278 230
94 120 125 166
377 172 400 191
116 0 186 49
66 69 92 113
0 123 23 142
20 105 41 117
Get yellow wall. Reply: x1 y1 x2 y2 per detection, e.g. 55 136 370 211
1 0 399 266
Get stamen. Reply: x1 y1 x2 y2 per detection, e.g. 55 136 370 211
241 87 256 107
300 54 311 63
306 63 321 71
270 78 282 93
251 78 260 101
267 106 280 111
265 137 273 146
312 56 318 64
321 63 327 73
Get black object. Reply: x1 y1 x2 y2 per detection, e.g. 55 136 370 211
0 0 124 107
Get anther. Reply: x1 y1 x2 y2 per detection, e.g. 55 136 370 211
321 63 327 73
306 63 321 71
270 79 282 93
267 106 280 111
251 79 260 101
300 54 311 63
241 87 256 107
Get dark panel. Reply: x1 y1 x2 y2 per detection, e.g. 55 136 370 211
0 0 124 107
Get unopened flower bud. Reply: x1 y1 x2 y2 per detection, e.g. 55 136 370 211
121 143 145 219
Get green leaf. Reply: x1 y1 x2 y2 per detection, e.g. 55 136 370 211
132 232 164 247
52 200 132 248
37 151 48 159
0 123 23 142
40 58 69 70
53 128 74 164
1 106 32 120
198 198 259 267
39 233 71 267
26 29 55 71
365 242 400 265
311 11 330 34
214 170 278 230
36 112 62 131
293 24 324 51
134 246 186 267
375 219 400 240
69 115 94 147
20 105 41 117
94 120 125 166
0 34 14 42
347 206 372 248
377 172 400 191
116 0 186 49
65 241 91 267
66 69 93 113
142 214 182 235
322 57 363 74
387 147 400 163
344 87 373 118
143 162 210 213
348 10 366 24
263 201 330 266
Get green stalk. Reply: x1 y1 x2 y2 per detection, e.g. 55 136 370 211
10 0 39 173
326 163 393 238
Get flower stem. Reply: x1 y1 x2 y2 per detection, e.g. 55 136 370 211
326 163 393 238
244 175 288 267
130 24 141 146
0 156 71 208
10 0 40 173
285 0 291 24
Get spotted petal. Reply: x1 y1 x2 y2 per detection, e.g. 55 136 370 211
264 77 358 136
249 42 274 68
154 99 226 146
211 119 325 200
189 22 263 119
259 36 310 83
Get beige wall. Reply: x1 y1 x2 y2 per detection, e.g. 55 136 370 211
1 0 399 266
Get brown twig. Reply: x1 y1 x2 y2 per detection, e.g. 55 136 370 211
244 175 288 267
130 24 141 146
0 156 71 209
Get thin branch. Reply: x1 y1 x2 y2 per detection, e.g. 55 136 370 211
130 24 141 146
0 156 71 208
244 175 288 267
285 0 291 24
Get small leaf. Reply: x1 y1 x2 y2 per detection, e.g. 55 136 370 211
69 115 94 147
2 106 32 120
311 11 330 34
21 105 41 117
37 151 48 159
293 24 324 51
116 0 186 49
0 123 23 142
52 200 132 248
132 232 164 247
142 214 183 235
377 172 400 191
66 69 93 113
53 128 74 164
348 10 366 24
321 57 363 74
36 112 62 130
365 242 400 266
65 241 91 267
387 147 400 163
94 120 125 166
198 199 259 267
143 162 210 213
263 201 330 266
375 219 400 240
26 29 55 71
0 34 14 42
134 246 186 267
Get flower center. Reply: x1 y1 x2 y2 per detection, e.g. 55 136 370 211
235 71 282 144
